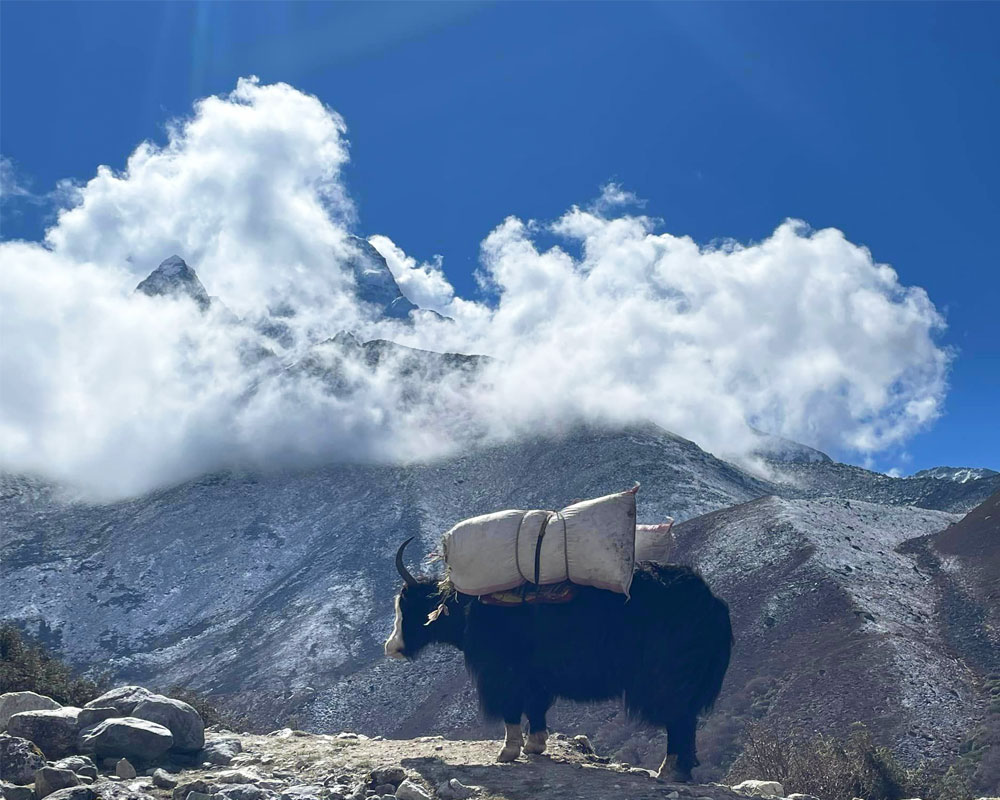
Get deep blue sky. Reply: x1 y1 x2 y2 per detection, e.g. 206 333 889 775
2 1 997 473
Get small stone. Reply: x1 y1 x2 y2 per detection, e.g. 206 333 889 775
571 735 594 754
393 782 428 800
732 780 785 798
34 766 81 799
154 770 179 789
435 779 474 800
372 787 395 797
787 795 821 800
280 786 324 800
173 779 214 800
115 760 136 780
51 757 97 780
215 784 270 800
186 793 215 800
0 693 62 730
216 771 261 786
202 738 242 766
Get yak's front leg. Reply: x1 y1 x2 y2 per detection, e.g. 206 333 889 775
498 722 524 762
477 668 526 762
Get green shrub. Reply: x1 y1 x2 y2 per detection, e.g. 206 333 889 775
0 623 104 706
727 722 909 800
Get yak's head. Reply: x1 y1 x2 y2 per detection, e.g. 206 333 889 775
384 537 457 661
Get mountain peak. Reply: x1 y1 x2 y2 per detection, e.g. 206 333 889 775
135 255 211 311
344 235 417 320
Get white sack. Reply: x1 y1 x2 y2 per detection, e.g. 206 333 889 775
635 520 675 564
442 489 637 597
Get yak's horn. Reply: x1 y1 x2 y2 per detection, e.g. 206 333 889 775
395 537 419 587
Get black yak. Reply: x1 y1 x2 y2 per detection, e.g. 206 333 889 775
384 538 732 781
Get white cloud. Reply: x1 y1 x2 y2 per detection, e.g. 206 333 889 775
0 78 951 499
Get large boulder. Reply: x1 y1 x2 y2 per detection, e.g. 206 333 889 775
34 766 81 799
0 734 46 785
78 717 172 762
82 688 153 717
132 696 204 753
75 708 117 732
0 693 61 731
1 782 36 800
6 708 80 759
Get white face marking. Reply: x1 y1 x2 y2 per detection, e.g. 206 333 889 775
384 594 406 659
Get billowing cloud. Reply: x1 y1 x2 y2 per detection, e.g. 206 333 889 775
0 78 950 499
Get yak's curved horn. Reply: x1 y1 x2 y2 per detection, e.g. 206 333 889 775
395 537 419 587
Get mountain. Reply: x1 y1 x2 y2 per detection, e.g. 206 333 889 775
134 255 211 311
345 235 418 320
911 466 999 484
3 421 997 784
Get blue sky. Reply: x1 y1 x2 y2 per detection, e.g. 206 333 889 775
2 1 997 474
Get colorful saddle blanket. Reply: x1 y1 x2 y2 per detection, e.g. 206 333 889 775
479 581 579 606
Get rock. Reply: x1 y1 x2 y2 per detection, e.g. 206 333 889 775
115 760 136 779
0 734 46 785
393 781 428 800
43 788 96 800
434 779 474 800
185 793 215 800
132 696 204 753
787 795 821 800
51 758 97 780
280 786 325 800
732 780 785 797
6 709 80 760
75 708 117 732
216 771 261 786
83 688 154 717
78 718 173 761
367 769 405 790
215 784 271 800
153 770 179 789
201 738 242 766
34 766 81 798
0 693 62 731
1 782 36 800
372 787 395 797
173 779 214 800
571 734 594 754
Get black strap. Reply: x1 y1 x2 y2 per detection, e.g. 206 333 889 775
533 512 553 586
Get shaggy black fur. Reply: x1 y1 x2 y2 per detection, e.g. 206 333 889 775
391 560 733 780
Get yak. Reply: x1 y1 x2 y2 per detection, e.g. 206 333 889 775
384 537 733 782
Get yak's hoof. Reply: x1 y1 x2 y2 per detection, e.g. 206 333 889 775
657 755 692 783
523 731 548 754
497 745 521 762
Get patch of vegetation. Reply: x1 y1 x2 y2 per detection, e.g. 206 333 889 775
0 623 104 706
165 684 252 732
727 722 910 800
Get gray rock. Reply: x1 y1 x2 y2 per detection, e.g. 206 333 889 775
83 688 154 717
435 779 474 800
6 709 80 760
280 786 325 800
367 769 405 790
34 766 81 799
201 738 242 766
173 779 214 800
153 770 178 789
185 793 216 800
372 786 395 797
392 781 429 800
75 708 117 732
1 782 36 800
787 795 821 800
78 717 173 761
50 757 96 779
0 734 46 785
215 771 261 786
731 781 785 798
571 734 594 754
132 696 204 753
114 760 136 779
0 693 61 731
42 788 96 800
215 784 270 800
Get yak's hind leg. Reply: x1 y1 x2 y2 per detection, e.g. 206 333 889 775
657 714 698 783
523 684 552 755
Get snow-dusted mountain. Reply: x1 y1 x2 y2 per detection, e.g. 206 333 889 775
134 255 212 310
911 465 1000 484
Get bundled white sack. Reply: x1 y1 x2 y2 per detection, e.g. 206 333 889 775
441 488 638 597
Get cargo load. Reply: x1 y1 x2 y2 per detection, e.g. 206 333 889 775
441 487 639 597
